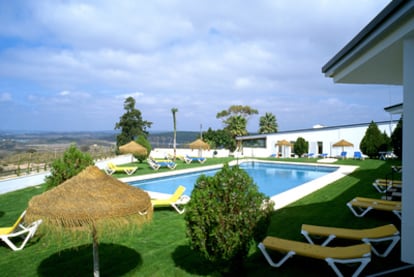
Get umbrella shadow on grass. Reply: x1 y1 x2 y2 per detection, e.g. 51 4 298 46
38 243 142 277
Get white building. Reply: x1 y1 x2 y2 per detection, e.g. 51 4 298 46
236 120 397 158
321 0 414 265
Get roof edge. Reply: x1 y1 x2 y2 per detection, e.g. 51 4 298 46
322 0 406 74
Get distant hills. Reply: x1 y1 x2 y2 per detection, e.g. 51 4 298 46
0 130 200 150
148 131 201 148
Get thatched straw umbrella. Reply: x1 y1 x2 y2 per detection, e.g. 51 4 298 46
119 141 148 156
189 138 210 157
25 166 153 277
333 139 354 151
276 140 292 158
189 139 210 150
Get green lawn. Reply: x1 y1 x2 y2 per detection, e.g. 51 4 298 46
0 157 410 276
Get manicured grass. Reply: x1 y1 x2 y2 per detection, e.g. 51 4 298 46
0 158 410 276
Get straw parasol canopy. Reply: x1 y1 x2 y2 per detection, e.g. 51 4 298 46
333 139 354 147
333 139 354 154
25 165 152 277
276 140 292 158
189 138 210 150
119 141 148 156
276 139 291 146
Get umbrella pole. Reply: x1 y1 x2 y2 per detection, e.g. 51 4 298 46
92 225 100 277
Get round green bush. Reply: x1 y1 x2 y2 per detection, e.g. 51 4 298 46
184 164 274 271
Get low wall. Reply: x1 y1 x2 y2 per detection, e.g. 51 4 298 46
149 148 230 158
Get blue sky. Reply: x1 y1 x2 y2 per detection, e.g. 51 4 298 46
0 0 402 133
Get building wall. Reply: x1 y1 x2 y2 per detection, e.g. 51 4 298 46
240 121 397 158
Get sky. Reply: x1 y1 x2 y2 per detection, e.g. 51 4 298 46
0 0 402 133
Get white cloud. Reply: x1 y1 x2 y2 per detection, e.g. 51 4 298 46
0 92 12 102
59 90 70 96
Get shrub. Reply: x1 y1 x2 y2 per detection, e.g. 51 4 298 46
45 144 94 190
360 121 385 158
185 164 274 272
294 137 308 157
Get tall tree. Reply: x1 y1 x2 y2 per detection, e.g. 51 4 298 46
360 121 383 158
216 105 258 138
114 97 152 148
203 128 236 152
171 107 178 161
391 116 403 159
258 112 278 134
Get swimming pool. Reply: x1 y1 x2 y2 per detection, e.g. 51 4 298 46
130 161 338 197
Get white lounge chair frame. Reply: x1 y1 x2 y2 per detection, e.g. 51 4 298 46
105 162 137 175
347 197 401 220
151 186 190 214
301 224 400 257
372 179 402 193
258 236 371 277
184 155 206 164
147 159 176 170
1 219 42 251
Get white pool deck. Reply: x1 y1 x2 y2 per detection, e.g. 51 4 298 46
0 159 357 210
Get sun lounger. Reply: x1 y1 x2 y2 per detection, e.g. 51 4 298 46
184 155 206 164
347 197 401 220
147 158 176 170
105 162 138 175
301 224 400 257
353 151 364 160
166 154 187 162
258 236 371 277
372 179 402 193
392 165 402 173
151 185 190 214
0 211 43 251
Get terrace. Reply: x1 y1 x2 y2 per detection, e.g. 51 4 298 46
0 157 411 276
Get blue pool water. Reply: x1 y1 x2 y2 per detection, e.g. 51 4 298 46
130 162 338 197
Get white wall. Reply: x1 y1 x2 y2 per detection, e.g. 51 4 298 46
150 148 230 159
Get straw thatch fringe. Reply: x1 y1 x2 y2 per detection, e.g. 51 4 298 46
25 165 153 245
36 211 153 247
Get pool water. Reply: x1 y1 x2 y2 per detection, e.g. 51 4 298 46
130 162 338 197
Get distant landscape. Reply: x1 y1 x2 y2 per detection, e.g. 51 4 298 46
0 130 199 178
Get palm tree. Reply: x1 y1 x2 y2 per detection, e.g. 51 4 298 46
225 115 248 137
259 112 278 134
171 108 178 161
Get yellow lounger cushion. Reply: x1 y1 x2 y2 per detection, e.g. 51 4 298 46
258 236 371 276
0 211 26 236
301 224 398 240
262 236 370 260
351 197 401 211
301 223 400 257
151 186 189 214
347 197 402 220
